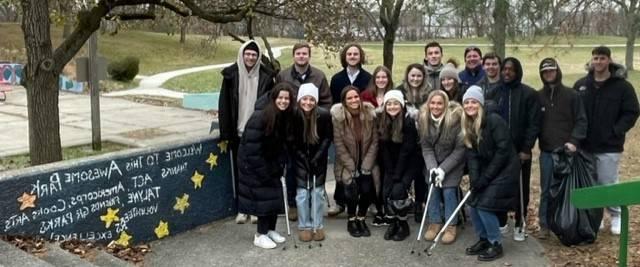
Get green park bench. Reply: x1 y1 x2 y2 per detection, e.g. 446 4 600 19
571 179 640 267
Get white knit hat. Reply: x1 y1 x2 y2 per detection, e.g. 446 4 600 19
297 83 319 103
383 90 405 107
462 85 484 106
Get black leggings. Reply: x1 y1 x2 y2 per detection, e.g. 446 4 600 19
257 215 278 235
498 158 531 227
347 175 375 218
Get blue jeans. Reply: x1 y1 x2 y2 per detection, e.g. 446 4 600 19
296 186 325 230
427 186 459 225
538 152 553 228
469 207 501 244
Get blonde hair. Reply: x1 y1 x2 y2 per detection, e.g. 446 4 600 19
461 104 484 148
418 90 462 143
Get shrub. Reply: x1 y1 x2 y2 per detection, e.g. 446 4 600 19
107 56 139 81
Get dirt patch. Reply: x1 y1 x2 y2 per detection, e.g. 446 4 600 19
118 128 175 140
119 95 182 108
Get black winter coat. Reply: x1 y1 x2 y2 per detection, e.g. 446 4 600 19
493 58 541 155
378 113 420 199
218 63 274 141
467 113 519 212
329 68 372 103
291 107 333 189
573 63 640 153
237 110 289 216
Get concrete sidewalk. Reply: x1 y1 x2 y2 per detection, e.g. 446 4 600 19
0 86 214 157
148 177 549 267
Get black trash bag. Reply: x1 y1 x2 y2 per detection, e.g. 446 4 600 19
548 148 604 246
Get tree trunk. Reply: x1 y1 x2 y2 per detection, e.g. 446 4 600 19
180 17 188 44
63 22 72 38
20 0 63 165
625 26 636 71
492 0 508 60
383 31 395 72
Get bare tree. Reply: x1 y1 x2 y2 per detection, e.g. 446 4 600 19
611 0 640 70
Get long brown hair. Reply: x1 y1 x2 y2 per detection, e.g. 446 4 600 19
265 82 294 136
364 65 394 99
298 99 319 145
402 63 430 106
340 85 371 130
378 100 404 143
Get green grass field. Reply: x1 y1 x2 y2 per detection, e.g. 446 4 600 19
162 42 640 93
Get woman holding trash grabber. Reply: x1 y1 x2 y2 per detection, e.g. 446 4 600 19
376 90 421 241
461 86 519 261
418 90 465 244
237 82 295 249
291 83 333 242
331 85 380 238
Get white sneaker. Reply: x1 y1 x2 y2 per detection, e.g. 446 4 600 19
250 215 258 224
500 225 510 235
611 216 621 235
253 234 277 249
513 227 526 241
235 213 248 224
267 230 286 243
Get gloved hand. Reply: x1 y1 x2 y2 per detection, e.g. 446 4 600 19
435 167 445 187
470 176 489 192
427 168 437 184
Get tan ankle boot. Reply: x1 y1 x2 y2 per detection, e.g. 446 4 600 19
441 225 457 244
424 223 442 241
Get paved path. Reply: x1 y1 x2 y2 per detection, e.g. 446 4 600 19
0 86 214 158
148 175 549 267
105 46 290 99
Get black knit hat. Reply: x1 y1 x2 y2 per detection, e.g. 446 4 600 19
244 42 259 54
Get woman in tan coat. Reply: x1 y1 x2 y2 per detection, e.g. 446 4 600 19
331 85 379 238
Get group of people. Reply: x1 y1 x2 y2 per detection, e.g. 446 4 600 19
218 39 640 261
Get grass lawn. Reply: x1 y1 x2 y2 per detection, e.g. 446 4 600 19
0 142 133 172
163 42 640 94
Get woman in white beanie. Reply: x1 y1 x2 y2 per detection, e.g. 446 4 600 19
376 90 421 241
418 89 465 244
461 85 519 261
291 83 333 242
439 60 464 103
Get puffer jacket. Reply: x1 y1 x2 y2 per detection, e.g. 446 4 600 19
420 102 465 188
466 113 520 212
331 102 380 193
291 107 333 189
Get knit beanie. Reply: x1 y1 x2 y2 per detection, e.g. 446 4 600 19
439 62 460 82
462 85 484 106
297 83 319 103
243 41 259 54
383 90 405 107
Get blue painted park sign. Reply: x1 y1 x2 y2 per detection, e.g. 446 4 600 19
0 137 234 246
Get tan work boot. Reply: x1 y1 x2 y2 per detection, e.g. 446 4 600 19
299 230 312 242
424 223 442 241
441 225 457 244
289 207 298 221
313 229 325 241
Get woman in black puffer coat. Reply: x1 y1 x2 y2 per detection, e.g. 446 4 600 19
237 82 295 249
376 90 420 242
460 86 519 262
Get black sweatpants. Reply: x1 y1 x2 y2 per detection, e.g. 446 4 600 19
347 174 375 218
257 215 278 234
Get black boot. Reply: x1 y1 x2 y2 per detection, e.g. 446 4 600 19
384 218 399 240
393 219 410 241
348 218 362 237
478 242 503 261
414 205 423 223
465 238 490 255
357 218 371 237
